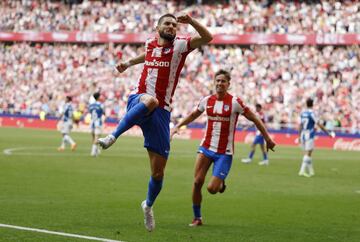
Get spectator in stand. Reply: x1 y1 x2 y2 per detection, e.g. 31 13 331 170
1 42 359 133
0 1 360 34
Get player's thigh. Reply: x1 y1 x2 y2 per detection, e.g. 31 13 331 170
141 108 171 159
302 139 314 152
212 154 233 181
194 153 212 180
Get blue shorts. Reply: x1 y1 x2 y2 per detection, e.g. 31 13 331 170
253 135 265 145
127 94 170 159
198 146 232 180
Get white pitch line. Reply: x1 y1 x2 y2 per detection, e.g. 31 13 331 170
0 223 124 242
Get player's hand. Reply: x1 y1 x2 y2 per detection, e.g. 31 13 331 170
266 139 276 152
330 131 336 138
176 14 193 24
115 62 130 73
170 127 180 141
294 137 299 144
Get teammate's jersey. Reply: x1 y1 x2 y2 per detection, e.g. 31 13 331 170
62 103 73 122
88 101 104 127
300 109 317 140
134 37 194 111
255 110 265 136
198 93 249 155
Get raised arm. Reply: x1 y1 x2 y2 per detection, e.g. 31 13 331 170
177 14 213 49
243 109 276 151
170 109 203 140
116 52 146 73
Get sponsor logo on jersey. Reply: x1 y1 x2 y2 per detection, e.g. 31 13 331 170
224 105 230 111
145 60 170 67
208 116 230 122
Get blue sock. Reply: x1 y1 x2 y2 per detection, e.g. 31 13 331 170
192 204 201 219
249 150 255 159
146 176 163 207
263 152 268 160
111 102 149 138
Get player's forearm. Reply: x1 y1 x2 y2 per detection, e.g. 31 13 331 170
176 110 201 129
126 53 145 67
189 18 213 43
245 111 271 141
317 123 330 135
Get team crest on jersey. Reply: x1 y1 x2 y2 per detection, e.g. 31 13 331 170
164 48 171 54
224 105 230 111
152 47 162 57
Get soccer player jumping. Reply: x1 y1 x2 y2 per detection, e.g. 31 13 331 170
97 13 212 231
171 69 276 226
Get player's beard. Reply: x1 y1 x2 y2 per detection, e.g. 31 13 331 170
159 31 175 42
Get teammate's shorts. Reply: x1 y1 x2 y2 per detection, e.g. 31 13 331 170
61 121 73 134
253 134 265 145
198 146 232 180
127 94 170 159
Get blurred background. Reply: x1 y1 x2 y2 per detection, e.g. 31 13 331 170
0 0 359 134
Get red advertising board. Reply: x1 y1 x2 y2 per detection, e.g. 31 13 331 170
1 116 359 151
1 32 360 45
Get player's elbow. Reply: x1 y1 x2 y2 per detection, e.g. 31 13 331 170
204 34 213 43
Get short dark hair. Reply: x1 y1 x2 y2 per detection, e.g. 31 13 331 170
306 98 314 108
157 13 176 26
93 92 100 100
66 96 72 102
256 103 262 109
215 69 231 81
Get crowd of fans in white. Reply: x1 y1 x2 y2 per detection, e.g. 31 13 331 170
1 42 358 133
0 0 359 133
1 0 360 34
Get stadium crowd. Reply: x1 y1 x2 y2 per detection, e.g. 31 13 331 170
0 0 360 34
1 42 359 133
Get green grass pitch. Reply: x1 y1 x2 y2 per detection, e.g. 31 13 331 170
0 127 359 242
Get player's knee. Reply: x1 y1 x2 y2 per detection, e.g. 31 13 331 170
147 97 159 110
207 185 218 194
193 179 204 190
151 171 164 180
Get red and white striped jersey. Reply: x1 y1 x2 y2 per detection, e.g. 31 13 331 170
134 37 194 111
198 93 249 155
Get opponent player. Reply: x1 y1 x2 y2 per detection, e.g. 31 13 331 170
298 98 335 177
57 96 77 151
241 104 270 165
171 69 276 226
97 13 213 231
88 92 104 157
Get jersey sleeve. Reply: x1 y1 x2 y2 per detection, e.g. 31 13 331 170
234 97 250 114
175 37 194 55
197 96 208 112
